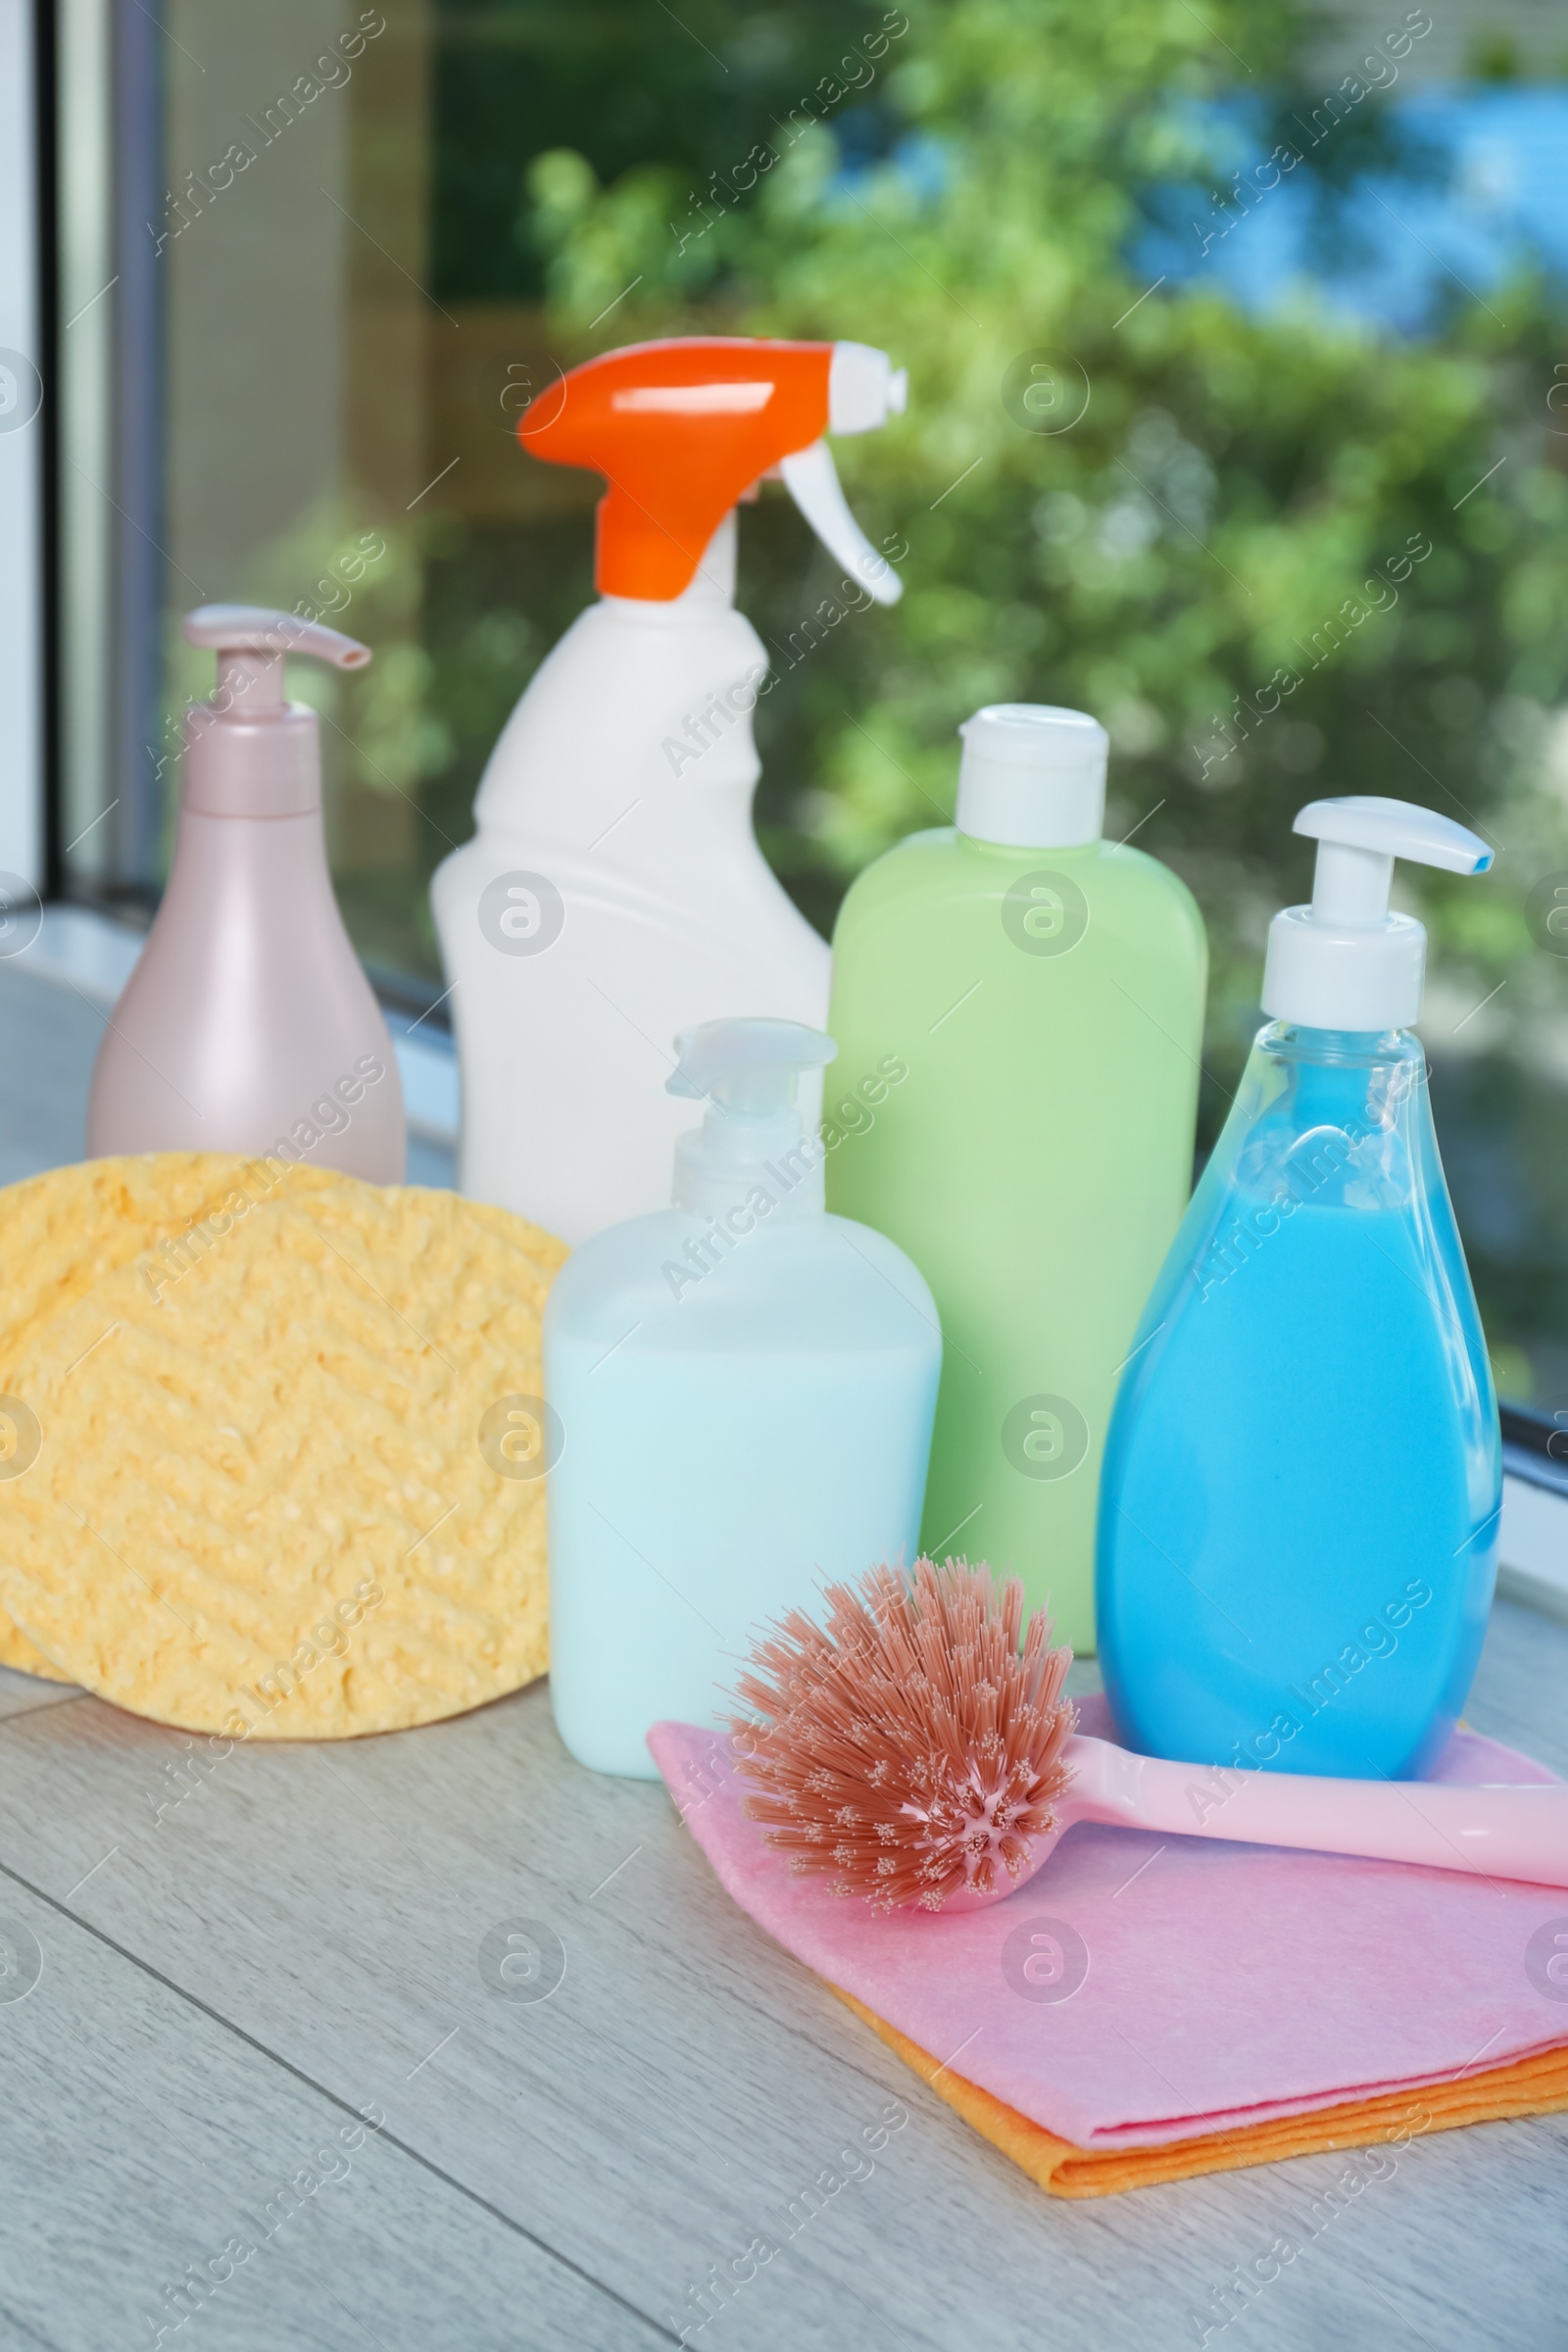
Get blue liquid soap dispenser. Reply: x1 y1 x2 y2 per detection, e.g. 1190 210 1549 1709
544 1017 942 1778
1098 797 1501 1781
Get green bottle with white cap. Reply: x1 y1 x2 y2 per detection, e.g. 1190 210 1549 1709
824 704 1206 1649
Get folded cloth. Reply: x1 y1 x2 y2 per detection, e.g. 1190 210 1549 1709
833 1992 1568 2196
649 1698 1568 2197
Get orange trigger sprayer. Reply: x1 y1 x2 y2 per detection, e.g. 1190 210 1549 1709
519 336 906 605
431 336 909 1244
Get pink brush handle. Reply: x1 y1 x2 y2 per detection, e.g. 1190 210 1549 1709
1062 1735 1568 1888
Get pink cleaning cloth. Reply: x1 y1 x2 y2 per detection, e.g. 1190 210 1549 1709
649 1695 1568 2153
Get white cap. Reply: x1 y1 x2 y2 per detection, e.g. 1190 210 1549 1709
666 1017 837 1219
1261 796 1494 1031
954 705 1107 849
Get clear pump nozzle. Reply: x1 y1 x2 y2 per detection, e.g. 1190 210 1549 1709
1262 795 1494 1032
667 1017 837 1218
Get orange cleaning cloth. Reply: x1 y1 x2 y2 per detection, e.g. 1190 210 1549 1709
835 1988 1568 2197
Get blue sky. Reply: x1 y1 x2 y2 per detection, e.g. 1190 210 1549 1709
1138 87 1568 331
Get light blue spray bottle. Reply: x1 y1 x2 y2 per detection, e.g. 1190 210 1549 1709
545 1017 941 1778
1098 797 1500 1781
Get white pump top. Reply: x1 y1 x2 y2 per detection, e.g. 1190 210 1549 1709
955 704 1108 849
666 1017 837 1219
181 606 372 817
1261 795 1494 1032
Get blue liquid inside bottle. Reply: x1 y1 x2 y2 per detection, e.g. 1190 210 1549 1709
1097 1024 1500 1780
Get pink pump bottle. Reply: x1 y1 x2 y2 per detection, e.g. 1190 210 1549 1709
86 607 406 1179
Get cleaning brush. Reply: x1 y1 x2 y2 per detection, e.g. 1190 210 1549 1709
726 1556 1568 1915
728 1555 1075 1912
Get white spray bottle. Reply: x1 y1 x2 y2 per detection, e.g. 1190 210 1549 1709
431 336 906 1244
87 607 405 1179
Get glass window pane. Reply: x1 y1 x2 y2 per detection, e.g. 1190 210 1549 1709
57 0 1568 1419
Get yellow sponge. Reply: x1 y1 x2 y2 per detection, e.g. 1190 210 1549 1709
0 1161 566 1735
0 1153 343 1677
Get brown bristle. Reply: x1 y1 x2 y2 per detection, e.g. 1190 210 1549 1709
727 1557 1075 1914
